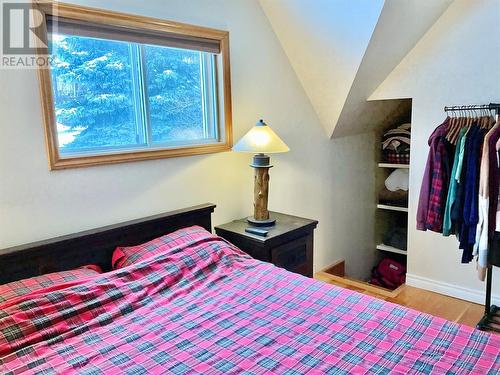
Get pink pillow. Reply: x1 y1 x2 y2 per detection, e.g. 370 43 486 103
0 265 102 303
112 225 213 269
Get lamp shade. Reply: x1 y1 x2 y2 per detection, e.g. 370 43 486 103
232 120 290 154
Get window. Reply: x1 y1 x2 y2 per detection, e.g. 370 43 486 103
36 3 232 169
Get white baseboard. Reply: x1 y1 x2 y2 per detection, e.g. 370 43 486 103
406 273 500 306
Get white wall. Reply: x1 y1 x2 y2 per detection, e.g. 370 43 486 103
371 0 500 303
0 0 376 278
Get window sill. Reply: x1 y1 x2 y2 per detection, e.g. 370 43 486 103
47 142 232 170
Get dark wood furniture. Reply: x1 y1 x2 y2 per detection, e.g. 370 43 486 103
0 203 216 284
215 212 318 277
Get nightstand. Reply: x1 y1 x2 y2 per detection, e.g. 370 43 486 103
215 212 318 277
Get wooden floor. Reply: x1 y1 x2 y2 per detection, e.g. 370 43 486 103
315 271 485 328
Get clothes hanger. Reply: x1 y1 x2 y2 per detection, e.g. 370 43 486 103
445 111 456 141
468 106 475 129
450 106 467 144
446 111 456 140
484 108 489 128
488 108 497 129
478 108 485 128
467 105 475 129
454 106 473 143
482 108 491 129
477 107 485 129
448 108 459 143
446 108 460 142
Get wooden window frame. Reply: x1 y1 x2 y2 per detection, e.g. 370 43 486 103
34 1 232 170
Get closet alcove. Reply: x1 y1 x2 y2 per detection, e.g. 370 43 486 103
317 98 413 297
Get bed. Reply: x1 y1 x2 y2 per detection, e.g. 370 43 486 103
0 204 499 374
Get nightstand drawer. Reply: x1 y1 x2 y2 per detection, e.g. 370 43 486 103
271 236 309 275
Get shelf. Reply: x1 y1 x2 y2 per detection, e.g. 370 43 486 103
376 244 407 255
378 163 410 169
377 204 408 213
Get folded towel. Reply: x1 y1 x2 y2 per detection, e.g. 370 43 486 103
385 169 409 192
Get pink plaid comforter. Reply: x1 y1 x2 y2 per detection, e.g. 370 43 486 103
1 228 499 374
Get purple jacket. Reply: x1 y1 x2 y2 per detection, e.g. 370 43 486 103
417 118 450 231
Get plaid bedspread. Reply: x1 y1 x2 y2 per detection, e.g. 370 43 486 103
1 229 499 374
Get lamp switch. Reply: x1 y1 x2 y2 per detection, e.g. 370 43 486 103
245 227 269 237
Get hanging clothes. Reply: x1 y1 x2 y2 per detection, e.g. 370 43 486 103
460 125 486 263
488 125 500 238
421 105 500 332
451 126 477 237
443 127 468 236
475 122 499 280
489 137 500 268
417 117 453 232
417 108 499 281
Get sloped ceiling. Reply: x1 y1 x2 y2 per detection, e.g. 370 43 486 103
260 0 453 138
259 0 385 138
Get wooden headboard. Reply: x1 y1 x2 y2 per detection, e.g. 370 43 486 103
0 203 216 284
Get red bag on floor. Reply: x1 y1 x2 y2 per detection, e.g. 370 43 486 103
371 258 406 289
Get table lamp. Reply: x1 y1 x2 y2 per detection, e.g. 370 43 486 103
233 119 290 226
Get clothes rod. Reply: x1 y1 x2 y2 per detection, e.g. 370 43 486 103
444 103 500 114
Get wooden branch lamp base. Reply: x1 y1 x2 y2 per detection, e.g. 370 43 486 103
248 153 276 227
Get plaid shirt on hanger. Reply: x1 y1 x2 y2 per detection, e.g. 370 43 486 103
426 127 454 232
